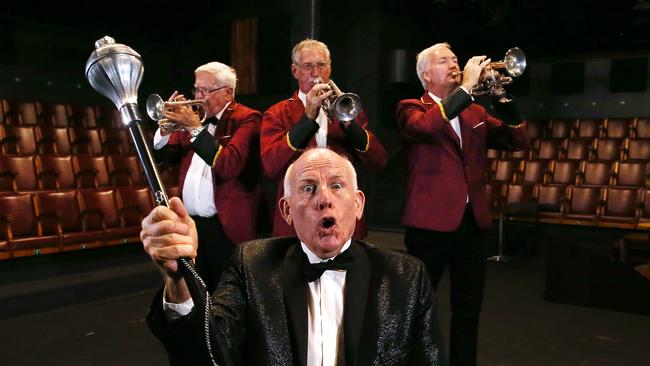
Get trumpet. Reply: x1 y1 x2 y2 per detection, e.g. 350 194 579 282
145 93 208 131
313 77 362 122
452 47 526 96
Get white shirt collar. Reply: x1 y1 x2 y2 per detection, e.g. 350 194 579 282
214 101 231 120
298 90 308 107
300 240 352 264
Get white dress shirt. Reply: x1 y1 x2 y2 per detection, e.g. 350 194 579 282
298 90 328 148
153 102 231 217
162 239 351 366
430 90 470 203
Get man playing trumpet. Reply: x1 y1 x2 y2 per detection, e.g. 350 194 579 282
261 39 387 240
396 42 529 366
152 61 262 293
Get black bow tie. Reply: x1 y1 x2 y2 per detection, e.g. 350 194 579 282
203 116 219 126
303 248 354 282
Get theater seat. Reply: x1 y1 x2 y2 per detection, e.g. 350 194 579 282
73 155 109 188
602 118 631 139
578 161 613 187
2 126 37 155
548 119 574 139
35 126 72 155
563 186 602 225
34 190 105 251
575 118 602 139
107 155 143 186
36 154 77 191
599 187 640 229
633 118 650 138
77 188 140 246
0 155 38 192
534 184 565 223
116 186 154 227
0 193 60 258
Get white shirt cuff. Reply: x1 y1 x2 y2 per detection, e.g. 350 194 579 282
162 297 194 321
153 129 171 150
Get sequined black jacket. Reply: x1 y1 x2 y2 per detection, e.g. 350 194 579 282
148 238 446 365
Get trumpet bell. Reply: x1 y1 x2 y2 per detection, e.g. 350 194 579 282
331 92 362 122
503 47 526 77
146 94 166 121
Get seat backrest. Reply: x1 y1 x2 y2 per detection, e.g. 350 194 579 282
0 155 37 191
535 184 566 207
73 155 109 188
38 102 72 127
566 186 601 215
0 193 37 238
4 101 38 125
3 126 37 155
69 105 97 128
575 119 602 139
504 183 536 205
549 160 579 185
593 138 622 161
535 139 561 160
36 155 76 190
579 161 612 187
602 187 639 219
101 128 133 154
34 190 81 233
634 118 650 138
35 126 72 155
564 139 593 161
518 160 547 184
116 186 154 226
549 119 574 139
624 138 650 161
78 188 120 229
526 120 547 139
616 161 648 187
603 118 631 139
107 154 143 186
491 159 518 183
69 127 103 155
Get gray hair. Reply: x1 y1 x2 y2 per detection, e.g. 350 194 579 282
283 148 358 198
291 39 331 65
195 62 237 95
416 42 452 89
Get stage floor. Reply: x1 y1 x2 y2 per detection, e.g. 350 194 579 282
1 231 649 365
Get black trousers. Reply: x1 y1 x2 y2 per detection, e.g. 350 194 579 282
405 206 486 366
192 215 234 294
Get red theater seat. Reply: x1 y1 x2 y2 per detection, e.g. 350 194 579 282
0 155 37 192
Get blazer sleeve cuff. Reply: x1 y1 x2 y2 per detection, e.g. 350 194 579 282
287 115 319 150
191 129 220 166
342 119 369 152
439 87 473 121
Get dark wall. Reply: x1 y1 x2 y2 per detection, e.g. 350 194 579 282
3 0 650 229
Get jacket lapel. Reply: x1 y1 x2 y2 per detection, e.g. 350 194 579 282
421 93 462 149
281 243 309 366
343 240 370 366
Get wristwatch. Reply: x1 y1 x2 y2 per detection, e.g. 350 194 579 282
190 127 204 138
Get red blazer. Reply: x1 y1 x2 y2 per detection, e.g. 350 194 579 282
396 92 529 232
261 91 387 239
163 102 262 244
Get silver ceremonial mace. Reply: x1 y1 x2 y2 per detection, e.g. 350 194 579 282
85 38 224 365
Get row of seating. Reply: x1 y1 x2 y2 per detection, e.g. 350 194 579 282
527 118 650 140
1 99 122 129
0 187 155 259
488 159 649 188
0 124 137 156
489 137 650 162
487 183 650 230
0 154 174 192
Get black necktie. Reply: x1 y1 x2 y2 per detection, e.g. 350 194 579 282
303 248 354 282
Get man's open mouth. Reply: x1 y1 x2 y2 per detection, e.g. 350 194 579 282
319 216 336 231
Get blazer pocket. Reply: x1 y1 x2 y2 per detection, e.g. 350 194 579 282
470 121 487 134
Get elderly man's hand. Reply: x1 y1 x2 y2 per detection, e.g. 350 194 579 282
305 82 333 120
163 91 202 130
141 197 198 280
461 56 491 92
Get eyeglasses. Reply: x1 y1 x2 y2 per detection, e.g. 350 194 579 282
192 85 228 96
295 61 330 72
